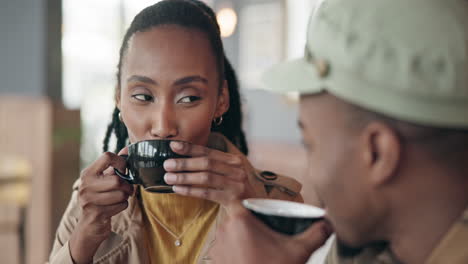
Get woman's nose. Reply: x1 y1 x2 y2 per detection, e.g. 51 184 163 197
149 104 178 139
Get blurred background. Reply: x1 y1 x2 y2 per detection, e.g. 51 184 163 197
0 0 320 262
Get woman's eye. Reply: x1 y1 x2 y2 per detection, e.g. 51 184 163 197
132 94 153 102
178 96 201 104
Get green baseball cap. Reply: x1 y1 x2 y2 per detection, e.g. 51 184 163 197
262 0 468 129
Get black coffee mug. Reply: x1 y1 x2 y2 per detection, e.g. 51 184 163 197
242 198 325 235
114 139 188 193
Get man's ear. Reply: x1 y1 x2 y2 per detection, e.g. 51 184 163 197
361 122 402 186
215 80 230 118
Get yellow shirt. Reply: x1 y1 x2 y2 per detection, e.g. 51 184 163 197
140 187 220 264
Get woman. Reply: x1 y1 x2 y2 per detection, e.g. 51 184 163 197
48 1 302 263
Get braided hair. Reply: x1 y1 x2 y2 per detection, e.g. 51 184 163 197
102 0 249 155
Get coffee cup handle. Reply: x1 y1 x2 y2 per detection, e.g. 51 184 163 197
114 155 135 184
114 168 135 184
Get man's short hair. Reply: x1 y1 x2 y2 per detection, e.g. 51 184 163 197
342 98 468 169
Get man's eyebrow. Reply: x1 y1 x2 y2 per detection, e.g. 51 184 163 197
127 75 158 85
173 75 208 86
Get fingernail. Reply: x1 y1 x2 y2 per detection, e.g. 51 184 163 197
164 173 176 183
172 185 187 193
171 141 183 151
164 159 176 170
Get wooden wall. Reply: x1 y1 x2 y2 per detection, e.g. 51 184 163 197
0 96 80 263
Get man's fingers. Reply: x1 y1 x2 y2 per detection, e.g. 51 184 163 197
224 199 252 218
294 220 333 252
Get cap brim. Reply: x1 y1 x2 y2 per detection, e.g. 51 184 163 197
261 57 324 94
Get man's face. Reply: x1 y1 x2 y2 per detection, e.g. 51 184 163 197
298 94 379 247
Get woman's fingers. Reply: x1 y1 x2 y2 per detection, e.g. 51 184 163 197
164 157 247 181
172 181 245 204
81 174 134 195
82 152 127 179
170 141 243 166
80 190 131 206
71 151 132 264
117 145 129 156
164 172 227 189
78 151 134 223
172 186 224 202
164 141 253 205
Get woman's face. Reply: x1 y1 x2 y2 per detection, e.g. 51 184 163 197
117 25 229 146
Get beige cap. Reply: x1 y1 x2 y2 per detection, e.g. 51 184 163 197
262 0 468 128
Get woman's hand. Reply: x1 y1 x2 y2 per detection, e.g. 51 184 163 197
163 141 256 206
69 151 133 264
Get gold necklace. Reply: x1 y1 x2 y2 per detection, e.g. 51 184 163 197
145 203 204 247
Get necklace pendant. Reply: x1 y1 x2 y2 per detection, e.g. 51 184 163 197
175 239 182 247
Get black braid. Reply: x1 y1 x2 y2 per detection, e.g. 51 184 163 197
102 0 248 155
102 107 117 152
114 109 129 153
102 107 128 153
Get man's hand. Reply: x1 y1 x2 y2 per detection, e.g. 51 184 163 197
209 201 333 264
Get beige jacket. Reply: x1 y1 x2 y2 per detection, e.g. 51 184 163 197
48 134 303 264
325 206 468 264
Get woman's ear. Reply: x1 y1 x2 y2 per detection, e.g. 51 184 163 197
215 80 230 118
361 122 402 186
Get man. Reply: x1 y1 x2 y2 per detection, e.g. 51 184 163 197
210 0 468 263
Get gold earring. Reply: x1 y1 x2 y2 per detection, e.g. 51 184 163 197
213 116 223 126
118 112 123 123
